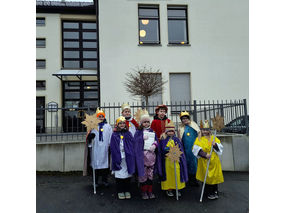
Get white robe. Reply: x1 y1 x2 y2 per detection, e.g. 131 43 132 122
90 123 113 169
114 138 132 179
127 117 137 137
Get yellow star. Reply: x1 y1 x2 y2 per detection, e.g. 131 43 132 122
166 144 183 163
81 113 100 132
101 129 104 132
187 133 190 136
129 124 131 127
120 135 124 140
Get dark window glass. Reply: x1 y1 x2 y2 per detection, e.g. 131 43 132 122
83 61 97 69
83 42 97 48
62 21 97 69
64 41 79 48
63 32 79 39
64 61 80 68
64 51 80 58
167 6 189 44
36 38 46 48
138 5 160 45
63 22 79 29
36 60 46 69
36 17 45 26
65 91 80 99
82 23 96 29
84 91 98 99
65 82 80 89
83 32 97 40
83 51 97 58
36 81 46 90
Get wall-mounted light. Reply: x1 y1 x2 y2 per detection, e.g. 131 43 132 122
141 19 149 25
180 41 185 44
140 30 146 37
87 86 91 89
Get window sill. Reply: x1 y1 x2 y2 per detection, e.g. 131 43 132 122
167 43 191 47
138 43 162 46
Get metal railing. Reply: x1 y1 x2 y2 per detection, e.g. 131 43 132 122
36 99 248 142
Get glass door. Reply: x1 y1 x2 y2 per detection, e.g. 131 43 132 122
62 81 99 132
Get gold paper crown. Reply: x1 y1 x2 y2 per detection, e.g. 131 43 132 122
95 108 105 117
134 109 150 123
165 120 175 130
179 111 190 118
200 120 210 129
121 103 131 112
116 116 126 124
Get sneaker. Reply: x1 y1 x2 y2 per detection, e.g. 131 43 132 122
141 192 149 200
214 191 219 199
166 190 174 197
207 194 217 200
118 192 125 200
125 192 131 199
148 192 155 199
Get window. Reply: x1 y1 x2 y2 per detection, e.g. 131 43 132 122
36 81 46 90
36 38 46 48
36 17 45 26
62 20 97 69
36 97 45 133
170 73 191 112
138 5 160 45
36 59 46 69
167 6 189 44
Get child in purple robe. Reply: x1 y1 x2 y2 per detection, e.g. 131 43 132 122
110 116 135 200
157 121 188 198
134 110 158 199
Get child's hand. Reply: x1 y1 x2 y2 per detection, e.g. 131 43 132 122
143 134 149 140
206 153 211 159
149 144 156 152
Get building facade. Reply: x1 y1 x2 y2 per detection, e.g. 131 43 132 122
36 0 248 133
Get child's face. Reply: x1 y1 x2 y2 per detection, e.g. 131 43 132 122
142 120 150 128
122 109 131 118
166 130 175 137
157 109 166 119
118 122 126 129
181 117 190 125
98 115 105 122
201 129 210 136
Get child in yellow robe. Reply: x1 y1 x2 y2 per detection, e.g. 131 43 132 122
157 121 188 198
192 120 224 200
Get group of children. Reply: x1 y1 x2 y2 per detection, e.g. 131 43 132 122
83 103 224 201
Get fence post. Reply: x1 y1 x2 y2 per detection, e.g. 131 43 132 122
193 100 197 122
243 99 249 135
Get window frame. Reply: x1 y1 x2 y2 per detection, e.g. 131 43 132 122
138 5 161 45
36 59 46 69
167 5 189 45
62 20 97 69
36 17 46 26
36 38 46 48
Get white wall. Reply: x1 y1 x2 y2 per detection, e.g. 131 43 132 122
98 0 248 106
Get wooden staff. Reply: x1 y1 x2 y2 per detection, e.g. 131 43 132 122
199 130 216 202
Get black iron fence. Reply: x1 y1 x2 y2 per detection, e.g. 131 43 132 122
36 99 248 142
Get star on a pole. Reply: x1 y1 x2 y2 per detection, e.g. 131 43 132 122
212 113 225 131
166 144 183 163
81 113 100 132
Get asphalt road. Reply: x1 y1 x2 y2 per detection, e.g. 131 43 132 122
37 171 249 213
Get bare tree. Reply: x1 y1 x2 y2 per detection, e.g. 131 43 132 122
124 66 167 106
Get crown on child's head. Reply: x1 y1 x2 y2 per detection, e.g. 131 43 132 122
96 108 105 118
116 116 126 124
121 103 131 112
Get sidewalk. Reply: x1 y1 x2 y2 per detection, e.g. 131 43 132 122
37 171 249 213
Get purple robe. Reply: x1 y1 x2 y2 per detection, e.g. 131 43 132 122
157 136 189 183
134 128 158 177
110 130 135 175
